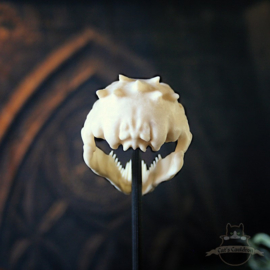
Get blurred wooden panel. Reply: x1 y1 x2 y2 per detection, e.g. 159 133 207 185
0 1 270 270
0 3 154 269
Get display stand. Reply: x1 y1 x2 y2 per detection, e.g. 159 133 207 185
131 149 142 270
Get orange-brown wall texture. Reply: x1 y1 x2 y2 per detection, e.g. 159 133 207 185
0 1 270 270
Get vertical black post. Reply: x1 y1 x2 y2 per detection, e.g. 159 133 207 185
132 148 142 270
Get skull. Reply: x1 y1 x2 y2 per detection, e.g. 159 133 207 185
81 75 192 195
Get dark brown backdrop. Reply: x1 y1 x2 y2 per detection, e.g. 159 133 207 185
0 1 270 270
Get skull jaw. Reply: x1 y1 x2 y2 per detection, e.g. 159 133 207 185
83 145 132 194
142 150 184 194
83 135 189 195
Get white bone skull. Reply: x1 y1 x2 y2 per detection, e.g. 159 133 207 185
81 75 192 195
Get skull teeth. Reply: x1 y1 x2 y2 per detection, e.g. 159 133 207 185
109 151 162 181
121 160 132 181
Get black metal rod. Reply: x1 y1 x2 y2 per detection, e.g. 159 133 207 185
132 148 142 270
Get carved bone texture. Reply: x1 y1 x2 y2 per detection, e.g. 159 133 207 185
81 75 192 194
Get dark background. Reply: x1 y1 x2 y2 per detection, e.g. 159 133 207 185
0 0 270 269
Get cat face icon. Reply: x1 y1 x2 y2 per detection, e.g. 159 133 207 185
219 223 251 266
221 223 250 242
206 223 264 266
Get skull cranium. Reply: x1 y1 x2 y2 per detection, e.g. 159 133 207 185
81 75 192 195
